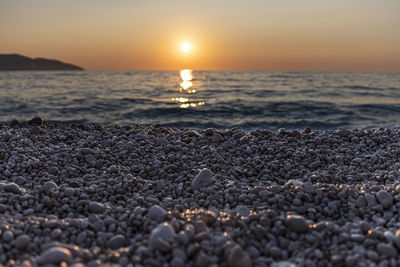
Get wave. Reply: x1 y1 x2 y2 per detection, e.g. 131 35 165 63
343 85 384 91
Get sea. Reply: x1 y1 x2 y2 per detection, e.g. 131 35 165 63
0 70 400 131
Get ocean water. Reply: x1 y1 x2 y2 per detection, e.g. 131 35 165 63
0 70 400 131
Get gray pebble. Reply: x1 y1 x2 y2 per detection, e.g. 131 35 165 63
191 169 213 190
227 244 252 267
85 154 96 164
47 166 59 175
394 229 400 249
107 234 126 249
286 215 308 233
43 181 58 194
38 247 72 264
148 205 167 222
4 183 24 194
149 223 175 249
2 230 14 242
377 243 397 258
376 190 393 209
15 234 30 249
88 202 105 213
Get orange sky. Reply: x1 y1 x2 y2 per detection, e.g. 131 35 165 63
1 0 399 72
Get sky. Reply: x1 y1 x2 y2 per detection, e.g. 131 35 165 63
1 0 399 72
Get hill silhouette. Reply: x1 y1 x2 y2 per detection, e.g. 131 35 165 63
0 54 84 71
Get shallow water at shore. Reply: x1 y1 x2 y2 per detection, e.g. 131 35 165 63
0 70 399 130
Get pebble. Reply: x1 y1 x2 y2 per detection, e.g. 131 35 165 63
191 169 213 190
148 205 167 221
394 230 400 249
15 235 30 249
271 262 297 267
88 202 105 213
47 167 59 175
376 190 393 209
30 126 41 135
107 234 126 249
4 182 24 194
43 181 58 193
285 215 308 233
377 243 397 258
28 117 42 125
149 223 176 249
227 244 252 267
38 247 72 264
2 230 14 242
2 123 400 266
85 154 96 164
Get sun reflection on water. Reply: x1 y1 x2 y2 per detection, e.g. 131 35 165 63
180 69 195 93
171 69 205 108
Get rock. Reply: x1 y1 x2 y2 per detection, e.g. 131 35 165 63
227 244 252 267
88 202 105 213
85 154 96 164
30 126 41 135
28 117 42 125
79 148 94 154
76 231 87 244
148 205 167 221
2 230 14 242
394 230 400 249
191 169 213 190
4 183 24 194
47 167 59 175
236 205 249 217
302 182 314 193
376 190 393 209
355 196 367 207
38 247 72 264
43 181 58 194
211 133 223 143
15 234 30 249
350 234 365 242
149 223 176 249
107 234 126 249
271 262 297 267
377 243 397 258
286 215 308 233
171 257 184 267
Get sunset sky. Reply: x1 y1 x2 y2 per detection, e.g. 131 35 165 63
1 0 399 72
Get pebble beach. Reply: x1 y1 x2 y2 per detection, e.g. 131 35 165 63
2 119 400 266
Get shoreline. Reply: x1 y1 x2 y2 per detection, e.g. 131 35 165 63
1 119 400 265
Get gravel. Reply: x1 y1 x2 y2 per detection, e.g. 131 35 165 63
1 120 400 265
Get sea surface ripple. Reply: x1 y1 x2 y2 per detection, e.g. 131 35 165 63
1 70 400 130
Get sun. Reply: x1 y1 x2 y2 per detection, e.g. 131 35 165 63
181 42 191 52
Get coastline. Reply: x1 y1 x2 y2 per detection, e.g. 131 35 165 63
1 119 400 265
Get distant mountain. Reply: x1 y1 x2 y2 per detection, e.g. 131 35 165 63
0 54 84 71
